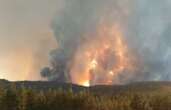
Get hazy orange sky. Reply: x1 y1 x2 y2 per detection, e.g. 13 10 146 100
0 0 60 81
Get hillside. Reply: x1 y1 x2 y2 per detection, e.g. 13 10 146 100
0 79 171 95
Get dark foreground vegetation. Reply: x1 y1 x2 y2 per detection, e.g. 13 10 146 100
0 80 171 110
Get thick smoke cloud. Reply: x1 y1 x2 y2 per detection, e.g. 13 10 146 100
41 0 131 83
41 0 171 84
127 0 171 81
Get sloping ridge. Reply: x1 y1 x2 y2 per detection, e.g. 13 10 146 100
0 79 171 94
90 81 171 94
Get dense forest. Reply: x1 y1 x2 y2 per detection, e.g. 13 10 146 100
0 80 171 110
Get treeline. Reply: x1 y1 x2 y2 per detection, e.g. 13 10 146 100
0 86 171 110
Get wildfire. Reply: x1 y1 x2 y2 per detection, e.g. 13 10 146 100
82 80 90 87
90 59 98 69
70 24 135 86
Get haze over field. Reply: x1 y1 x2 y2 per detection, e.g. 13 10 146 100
0 0 59 80
0 0 171 86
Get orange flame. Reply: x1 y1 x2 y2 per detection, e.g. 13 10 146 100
70 23 135 86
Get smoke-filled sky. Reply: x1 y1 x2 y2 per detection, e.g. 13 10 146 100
0 0 171 85
0 0 59 80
